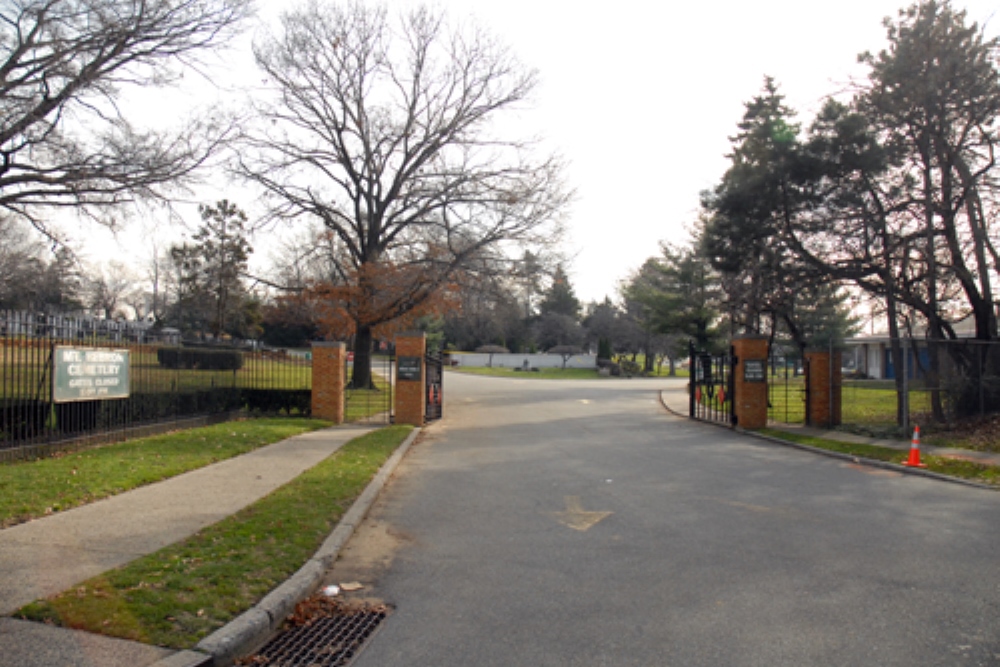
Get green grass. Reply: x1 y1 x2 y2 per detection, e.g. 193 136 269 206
759 428 1000 487
1 345 312 399
451 366 603 379
767 378 935 428
0 418 331 529
344 369 393 421
15 425 413 649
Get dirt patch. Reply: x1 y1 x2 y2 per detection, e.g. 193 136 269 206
323 517 414 593
922 413 1000 453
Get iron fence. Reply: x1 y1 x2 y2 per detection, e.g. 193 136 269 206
767 341 807 425
344 354 394 424
425 352 443 422
688 344 736 426
765 336 1000 437
0 311 310 457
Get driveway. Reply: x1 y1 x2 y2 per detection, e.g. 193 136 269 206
326 373 1000 666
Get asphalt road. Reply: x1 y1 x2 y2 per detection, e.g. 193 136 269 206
327 373 1000 667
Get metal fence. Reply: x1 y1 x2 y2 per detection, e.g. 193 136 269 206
767 342 807 426
767 336 1000 435
688 344 736 426
1 311 310 457
344 354 395 424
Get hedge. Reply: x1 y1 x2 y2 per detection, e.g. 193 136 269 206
156 347 244 371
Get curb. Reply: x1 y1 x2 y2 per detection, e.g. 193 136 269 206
658 390 997 493
154 427 423 667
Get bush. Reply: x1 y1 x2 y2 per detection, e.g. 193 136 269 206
242 389 312 415
619 359 642 377
0 400 50 441
156 347 244 371
597 358 622 377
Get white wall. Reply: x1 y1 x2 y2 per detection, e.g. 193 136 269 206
450 352 597 369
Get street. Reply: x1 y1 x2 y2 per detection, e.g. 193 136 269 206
326 373 1000 666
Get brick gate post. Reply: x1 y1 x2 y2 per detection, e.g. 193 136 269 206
732 336 769 430
805 349 842 428
395 332 426 426
310 341 346 424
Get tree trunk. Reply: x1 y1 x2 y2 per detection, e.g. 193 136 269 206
350 324 375 389
885 289 907 427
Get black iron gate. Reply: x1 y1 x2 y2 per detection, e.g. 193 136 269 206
689 343 736 426
424 353 443 422
766 342 806 425
345 354 394 425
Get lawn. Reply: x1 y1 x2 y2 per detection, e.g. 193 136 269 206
450 361 689 380
451 366 604 379
767 377 934 430
759 428 1000 487
1 344 312 400
15 425 414 649
0 418 331 529
344 368 393 421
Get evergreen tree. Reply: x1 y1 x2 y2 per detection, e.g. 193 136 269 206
538 265 581 319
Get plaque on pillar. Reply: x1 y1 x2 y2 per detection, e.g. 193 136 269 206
743 359 766 383
398 356 422 381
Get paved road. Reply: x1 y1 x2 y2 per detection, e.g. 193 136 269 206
327 373 1000 667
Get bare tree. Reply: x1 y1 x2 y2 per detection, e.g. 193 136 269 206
85 261 134 319
0 0 253 239
237 1 571 386
0 214 44 309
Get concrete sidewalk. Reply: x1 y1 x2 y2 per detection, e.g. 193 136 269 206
659 382 1000 468
0 424 380 667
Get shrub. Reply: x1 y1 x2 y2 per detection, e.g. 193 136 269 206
156 347 244 371
619 359 642 377
0 400 49 441
597 358 622 377
242 389 312 415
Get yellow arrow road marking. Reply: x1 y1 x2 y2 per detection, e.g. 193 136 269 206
551 495 613 532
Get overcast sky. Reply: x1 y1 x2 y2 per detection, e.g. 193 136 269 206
84 0 1000 305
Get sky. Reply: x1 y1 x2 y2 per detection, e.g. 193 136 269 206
80 0 1000 305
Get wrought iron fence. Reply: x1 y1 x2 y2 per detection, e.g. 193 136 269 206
425 352 443 422
344 354 394 424
688 344 736 426
765 336 1000 436
767 341 807 425
0 311 310 457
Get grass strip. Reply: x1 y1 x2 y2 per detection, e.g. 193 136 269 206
15 425 414 649
451 367 604 379
759 428 1000 487
0 418 331 529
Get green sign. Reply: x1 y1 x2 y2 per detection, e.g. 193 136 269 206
397 356 422 382
53 346 130 402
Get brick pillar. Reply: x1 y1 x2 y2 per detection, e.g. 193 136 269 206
805 349 842 428
394 332 426 427
732 336 769 430
311 342 346 424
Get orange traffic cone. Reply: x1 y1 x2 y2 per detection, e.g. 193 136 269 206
903 426 927 468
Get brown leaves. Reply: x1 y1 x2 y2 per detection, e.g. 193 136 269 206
307 260 459 340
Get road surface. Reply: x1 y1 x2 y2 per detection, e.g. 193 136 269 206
326 373 1000 666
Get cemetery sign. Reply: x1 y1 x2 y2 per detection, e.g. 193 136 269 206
53 346 130 402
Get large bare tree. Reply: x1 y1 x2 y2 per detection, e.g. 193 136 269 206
0 0 252 239
237 1 571 386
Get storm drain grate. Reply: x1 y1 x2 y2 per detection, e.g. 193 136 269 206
239 598 391 667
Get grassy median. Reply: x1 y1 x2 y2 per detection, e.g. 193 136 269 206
760 428 1000 487
0 418 332 529
15 425 413 649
